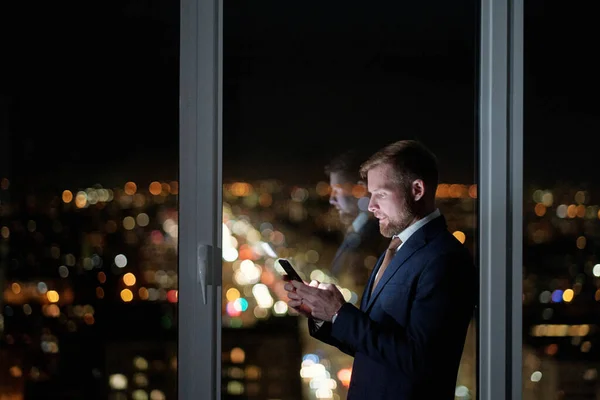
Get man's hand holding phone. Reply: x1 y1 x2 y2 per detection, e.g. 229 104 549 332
283 277 319 317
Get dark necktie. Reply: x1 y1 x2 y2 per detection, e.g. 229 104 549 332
371 236 402 293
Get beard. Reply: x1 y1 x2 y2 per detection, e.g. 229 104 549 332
378 196 418 238
338 210 356 227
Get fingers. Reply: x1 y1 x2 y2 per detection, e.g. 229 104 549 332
288 299 302 308
283 282 295 292
287 291 302 301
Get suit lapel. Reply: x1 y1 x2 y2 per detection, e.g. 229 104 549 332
360 251 385 310
363 215 448 312
365 236 427 311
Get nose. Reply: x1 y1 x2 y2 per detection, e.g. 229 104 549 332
368 196 378 213
329 193 337 206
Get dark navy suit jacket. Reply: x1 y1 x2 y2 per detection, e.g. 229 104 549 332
309 215 476 400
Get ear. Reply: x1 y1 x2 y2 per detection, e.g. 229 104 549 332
411 179 425 201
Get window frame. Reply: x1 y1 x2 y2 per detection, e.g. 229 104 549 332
180 0 524 398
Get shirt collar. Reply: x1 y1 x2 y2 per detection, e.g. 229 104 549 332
393 208 441 245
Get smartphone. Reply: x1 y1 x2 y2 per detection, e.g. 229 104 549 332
277 259 303 282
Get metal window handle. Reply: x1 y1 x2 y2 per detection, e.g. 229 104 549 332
197 244 212 305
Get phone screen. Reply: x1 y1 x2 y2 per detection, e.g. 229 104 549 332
277 259 303 282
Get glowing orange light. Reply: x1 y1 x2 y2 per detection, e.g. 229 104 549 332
452 231 466 244
436 184 449 198
120 289 134 302
62 190 73 203
139 287 149 300
258 193 272 207
123 273 136 286
337 368 352 388
149 181 162 195
124 181 137 195
468 184 477 198
534 203 546 217
352 185 367 198
169 181 179 195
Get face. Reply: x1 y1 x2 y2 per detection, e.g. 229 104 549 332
329 171 360 225
366 163 417 238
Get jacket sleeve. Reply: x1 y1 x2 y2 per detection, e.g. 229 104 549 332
328 251 475 381
308 318 356 357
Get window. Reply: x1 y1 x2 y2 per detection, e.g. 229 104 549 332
221 2 479 399
522 3 600 398
0 2 179 398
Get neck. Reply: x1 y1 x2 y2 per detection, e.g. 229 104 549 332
413 204 436 221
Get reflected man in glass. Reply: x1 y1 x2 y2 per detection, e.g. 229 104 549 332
285 140 476 400
325 150 386 290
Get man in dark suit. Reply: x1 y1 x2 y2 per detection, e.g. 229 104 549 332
325 150 386 287
285 140 476 400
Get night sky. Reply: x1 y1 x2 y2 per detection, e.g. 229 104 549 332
1 1 599 190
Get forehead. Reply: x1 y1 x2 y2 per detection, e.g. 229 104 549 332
366 164 396 191
329 171 352 185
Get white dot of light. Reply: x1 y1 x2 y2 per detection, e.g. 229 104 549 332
301 363 329 381
232 220 250 236
252 284 274 308
315 388 333 399
222 223 233 246
246 229 261 243
109 373 128 390
455 385 470 397
240 260 261 284
233 270 249 286
310 269 326 283
273 301 288 315
556 204 567 218
223 248 238 262
310 378 337 390
530 371 542 382
162 219 178 238
593 264 600 278
302 359 315 368
115 254 128 268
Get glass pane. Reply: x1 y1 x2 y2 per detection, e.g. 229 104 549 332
223 2 478 399
523 4 600 399
0 2 179 399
